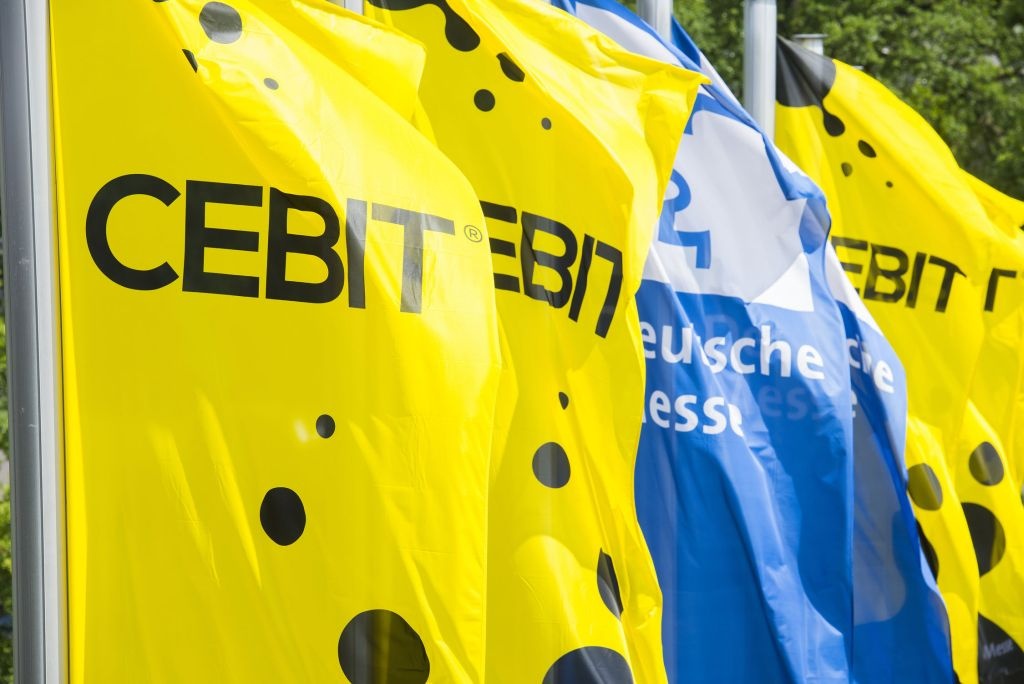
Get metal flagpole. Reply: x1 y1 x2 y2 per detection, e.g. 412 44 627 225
343 0 364 14
0 0 68 682
637 0 673 40
743 0 777 137
792 33 826 55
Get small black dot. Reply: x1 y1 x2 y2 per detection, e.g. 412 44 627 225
907 463 942 511
916 521 939 580
823 110 846 136
497 53 525 82
597 550 623 618
969 442 1004 486
264 77 279 90
962 502 1006 576
543 647 633 684
558 392 569 410
841 162 853 177
316 414 335 439
182 49 198 72
338 610 429 684
886 181 894 188
858 140 877 158
533 442 570 488
474 89 495 112
260 487 305 545
542 117 552 130
199 2 243 44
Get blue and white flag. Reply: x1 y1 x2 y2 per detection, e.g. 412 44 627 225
552 2 953 681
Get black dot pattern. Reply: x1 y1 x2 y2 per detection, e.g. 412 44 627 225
916 521 939 580
264 77 279 90
978 613 1024 682
364 0 479 51
497 52 525 82
542 117 553 130
474 89 495 112
316 414 335 439
907 463 943 511
886 181 894 188
962 502 1006 576
533 442 570 488
841 162 853 177
969 442 1004 486
260 487 305 545
182 49 199 72
199 2 243 44
543 647 633 684
338 610 430 684
858 140 877 157
596 550 623 619
558 392 569 410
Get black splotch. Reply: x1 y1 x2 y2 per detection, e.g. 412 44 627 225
907 463 943 511
474 89 495 112
338 610 429 684
260 487 305 545
978 613 1024 683
316 414 336 439
264 77 279 90
533 442 570 488
497 53 526 82
558 392 569 410
916 521 939 580
597 550 623 619
886 181 894 188
776 37 845 137
365 0 480 52
199 2 243 44
542 117 553 130
182 49 198 72
962 503 1006 576
969 442 1004 486
858 140 877 158
841 162 853 177
543 647 633 684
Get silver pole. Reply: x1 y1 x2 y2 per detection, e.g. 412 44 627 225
638 0 672 40
0 0 67 682
792 33 826 55
743 0 777 137
343 0 363 14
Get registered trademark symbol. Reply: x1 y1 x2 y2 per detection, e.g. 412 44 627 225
463 225 483 243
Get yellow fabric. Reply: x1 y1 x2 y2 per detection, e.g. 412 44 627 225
366 1 701 681
52 0 501 680
776 47 1024 684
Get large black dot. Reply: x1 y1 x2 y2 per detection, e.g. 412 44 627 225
916 521 939 580
907 463 943 511
338 610 429 684
317 414 335 439
841 162 853 177
497 53 526 82
978 613 1024 681
597 550 623 619
543 647 633 683
474 89 495 112
182 49 198 72
969 442 1004 486
962 503 1006 576
199 2 242 44
533 442 570 488
260 487 305 545
858 140 877 158
558 392 569 410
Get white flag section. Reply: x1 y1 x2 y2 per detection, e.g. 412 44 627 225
553 1 954 682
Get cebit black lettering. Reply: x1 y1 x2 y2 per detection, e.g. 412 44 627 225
184 180 262 298
266 188 344 304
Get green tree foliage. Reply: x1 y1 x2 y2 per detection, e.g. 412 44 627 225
669 0 1024 199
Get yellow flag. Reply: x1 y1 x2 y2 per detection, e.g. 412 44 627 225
53 0 500 680
776 37 1024 684
367 1 702 681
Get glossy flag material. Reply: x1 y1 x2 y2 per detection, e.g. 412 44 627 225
53 0 502 680
776 37 1024 684
366 1 702 680
554 2 953 682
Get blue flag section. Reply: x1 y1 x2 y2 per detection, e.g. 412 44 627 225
553 1 953 682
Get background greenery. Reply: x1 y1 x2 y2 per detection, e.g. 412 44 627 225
666 0 1024 199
